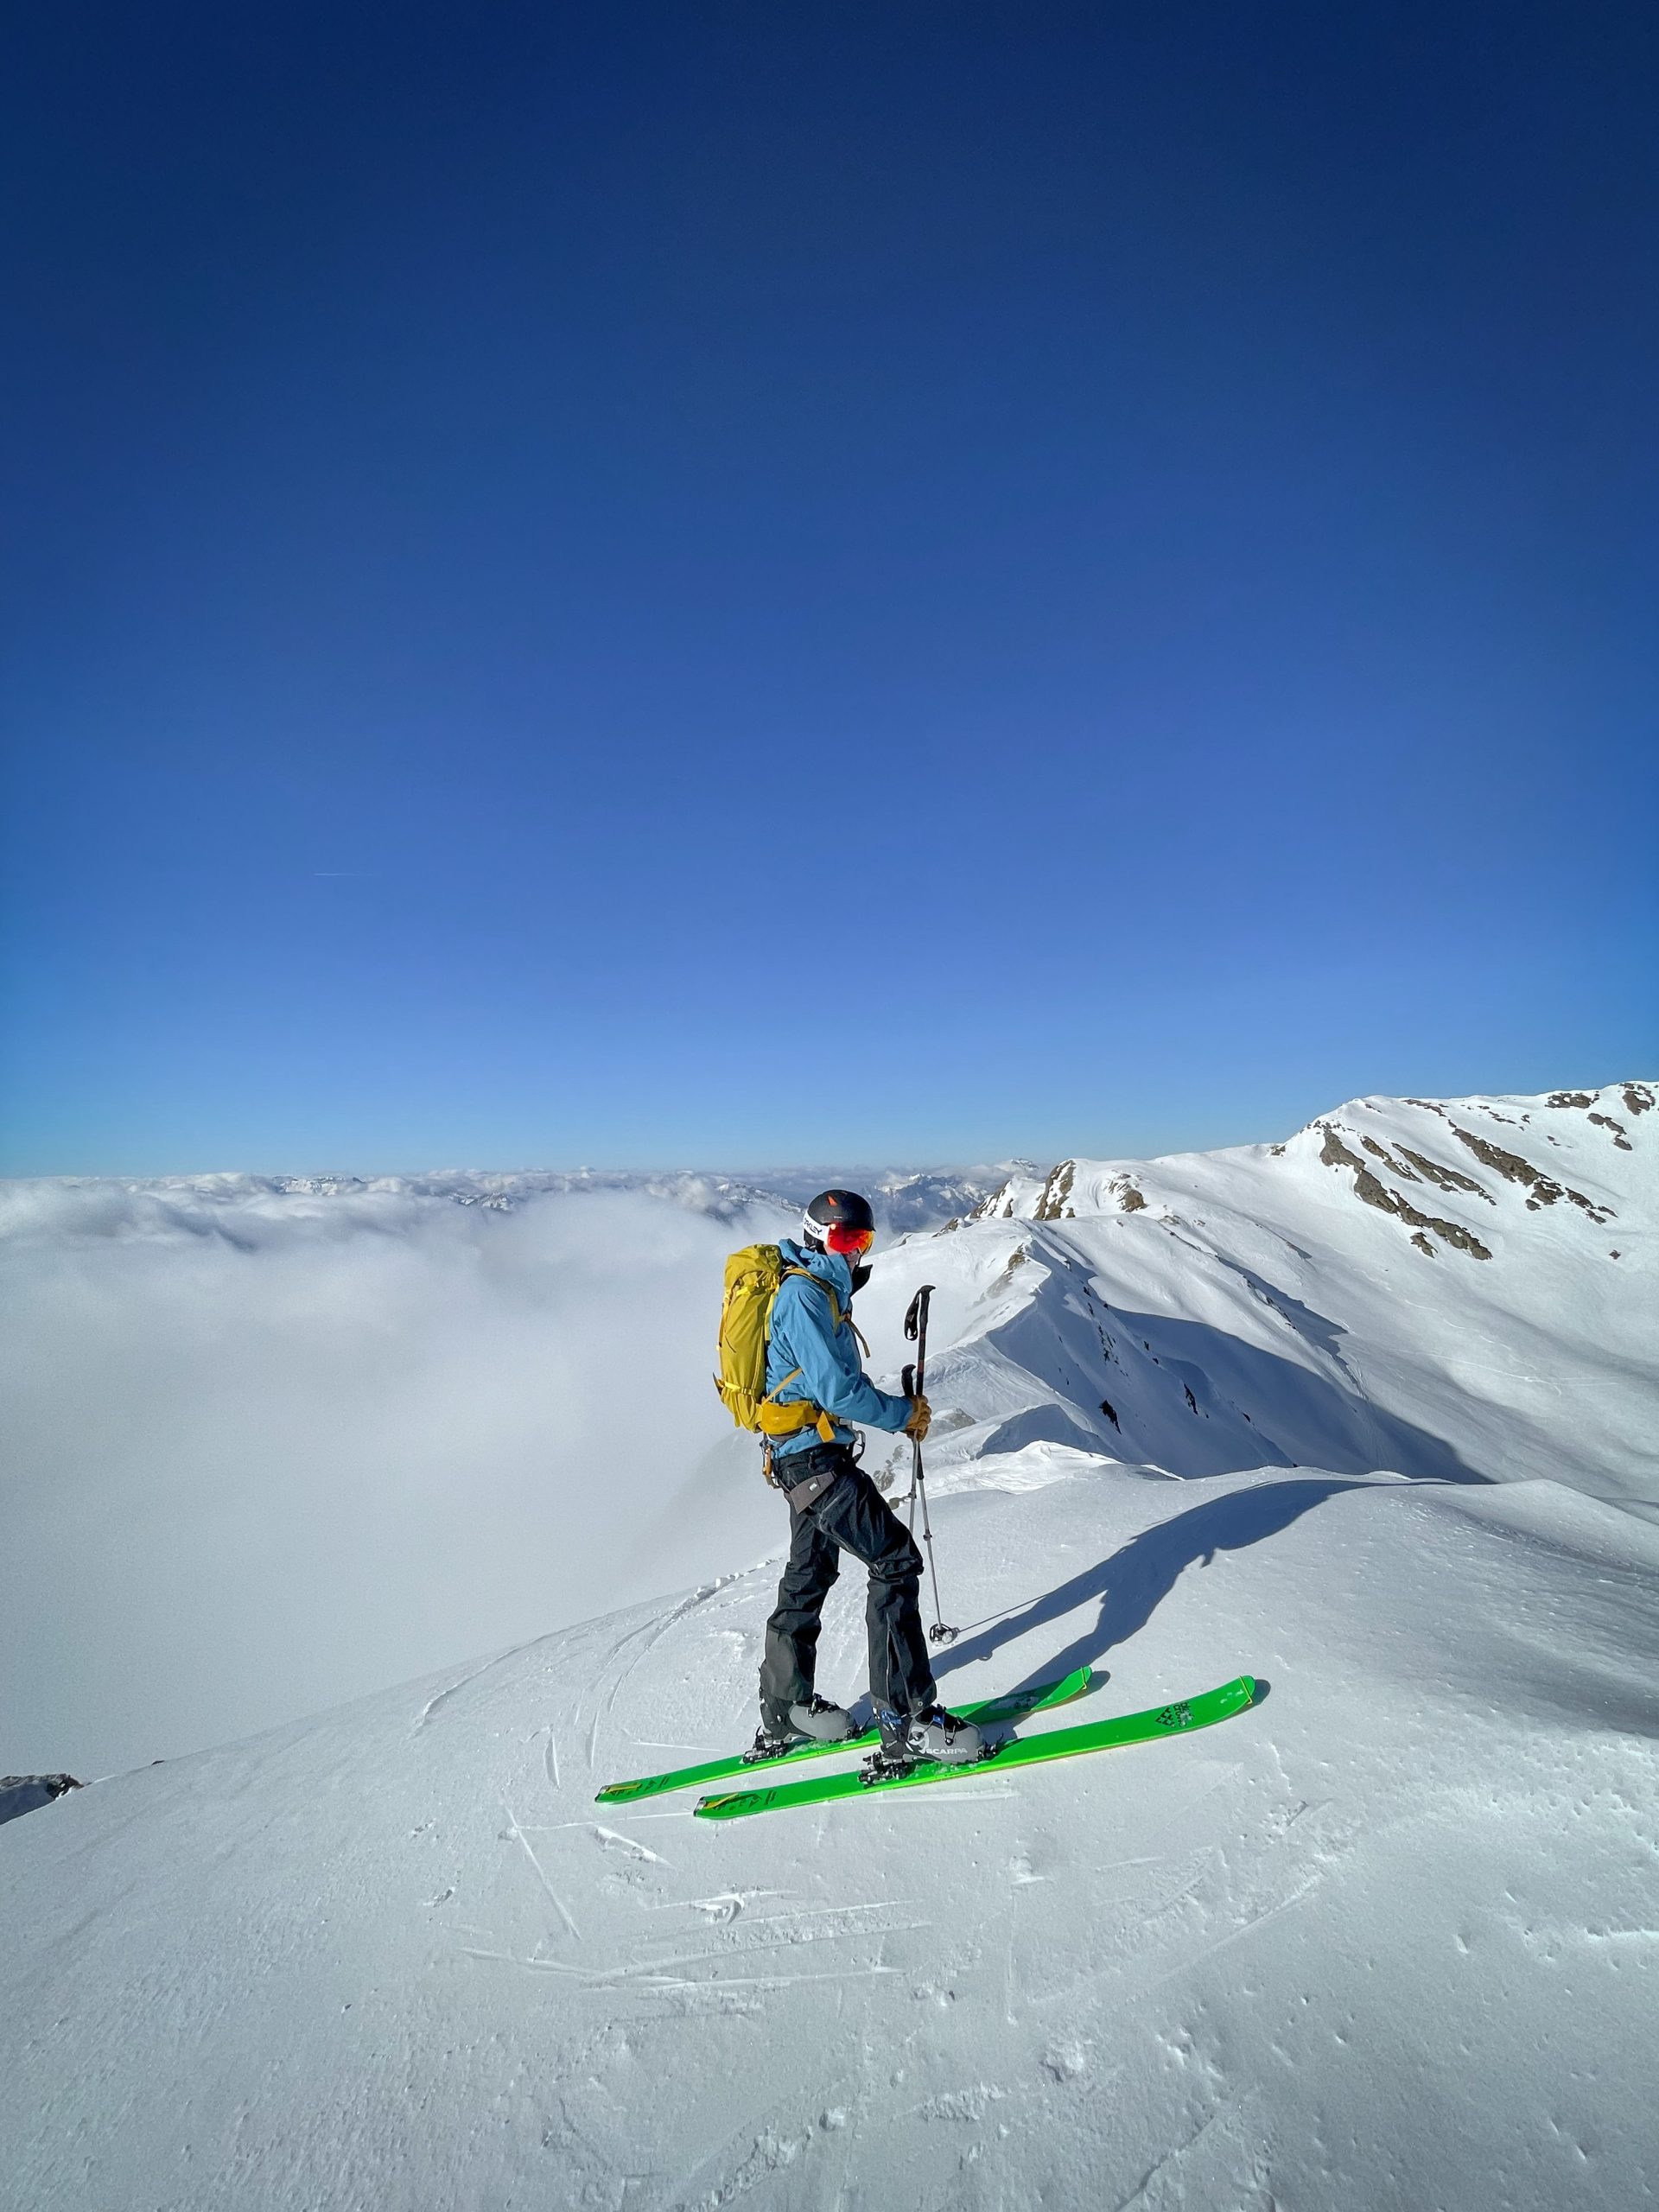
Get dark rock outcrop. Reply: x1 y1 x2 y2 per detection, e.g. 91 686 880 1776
0 1774 81 1828
1318 1128 1493 1260
1033 1161 1077 1221
1451 1126 1612 1223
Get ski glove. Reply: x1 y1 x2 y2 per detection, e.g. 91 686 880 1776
903 1394 931 1441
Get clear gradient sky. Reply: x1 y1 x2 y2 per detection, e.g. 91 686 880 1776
3 3 1656 1176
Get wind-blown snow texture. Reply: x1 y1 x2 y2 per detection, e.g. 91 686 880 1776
2 1084 1656 2210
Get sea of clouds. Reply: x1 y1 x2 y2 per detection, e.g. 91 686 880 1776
2 1179 807 1779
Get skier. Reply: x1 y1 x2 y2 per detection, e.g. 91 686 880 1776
750 1189 982 1770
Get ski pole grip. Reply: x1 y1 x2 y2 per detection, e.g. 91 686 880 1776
903 1284 935 1396
901 1363 916 1398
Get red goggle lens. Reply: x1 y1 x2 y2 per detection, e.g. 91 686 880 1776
824 1224 874 1257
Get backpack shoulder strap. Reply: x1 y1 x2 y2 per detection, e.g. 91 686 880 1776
782 1266 867 1351
782 1265 842 1332
760 1268 848 1446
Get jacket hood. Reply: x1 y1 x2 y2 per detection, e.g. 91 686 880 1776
777 1237 855 1302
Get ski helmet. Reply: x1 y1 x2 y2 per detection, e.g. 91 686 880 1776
800 1188 876 1257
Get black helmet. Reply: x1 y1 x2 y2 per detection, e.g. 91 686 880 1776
801 1188 876 1253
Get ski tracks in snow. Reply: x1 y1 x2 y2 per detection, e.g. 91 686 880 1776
467 1624 1331 2203
411 1644 518 1732
462 1538 1349 2207
499 1799 582 1942
468 1895 924 2002
1109 2094 1274 2212
574 1572 754 1779
533 1723 561 1790
1008 1747 1359 2020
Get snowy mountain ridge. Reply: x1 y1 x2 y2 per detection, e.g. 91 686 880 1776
975 1080 1648 1240
847 1079 1655 1522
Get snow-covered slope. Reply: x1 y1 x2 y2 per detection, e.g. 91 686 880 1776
847 1082 1656 1523
3 1461 1656 2210
3 1082 1656 2209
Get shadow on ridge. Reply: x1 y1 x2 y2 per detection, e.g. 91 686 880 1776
938 1477 1375 1695
976 1289 1490 1484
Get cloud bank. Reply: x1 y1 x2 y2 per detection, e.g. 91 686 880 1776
1 1181 794 1777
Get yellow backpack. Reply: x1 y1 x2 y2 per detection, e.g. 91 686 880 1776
713 1244 841 1444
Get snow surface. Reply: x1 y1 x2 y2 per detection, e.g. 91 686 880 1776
3 1466 1656 2209
3 1083 1656 2208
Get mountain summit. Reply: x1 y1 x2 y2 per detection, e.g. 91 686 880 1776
854 1080 1653 1520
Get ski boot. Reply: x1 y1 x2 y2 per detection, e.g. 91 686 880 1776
790 1694 856 1743
866 1702 984 1780
742 1695 855 1764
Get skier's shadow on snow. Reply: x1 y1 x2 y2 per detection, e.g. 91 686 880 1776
936 1477 1377 1694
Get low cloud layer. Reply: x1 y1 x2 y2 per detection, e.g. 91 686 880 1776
2 1182 797 1777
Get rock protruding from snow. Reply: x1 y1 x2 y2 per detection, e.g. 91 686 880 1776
0 1774 80 1828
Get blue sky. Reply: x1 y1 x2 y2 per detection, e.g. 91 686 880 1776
3 3 1655 1175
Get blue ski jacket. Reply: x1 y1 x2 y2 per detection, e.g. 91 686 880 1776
766 1239 913 1461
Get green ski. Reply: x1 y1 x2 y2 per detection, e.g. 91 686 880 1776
594 1666 1095 1806
693 1675 1255 1821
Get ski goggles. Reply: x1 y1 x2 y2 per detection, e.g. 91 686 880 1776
822 1222 874 1259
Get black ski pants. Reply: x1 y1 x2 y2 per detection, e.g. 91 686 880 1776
760 1446 937 1733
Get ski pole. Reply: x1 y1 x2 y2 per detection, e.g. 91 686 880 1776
899 1285 927 1533
901 1284 957 1644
